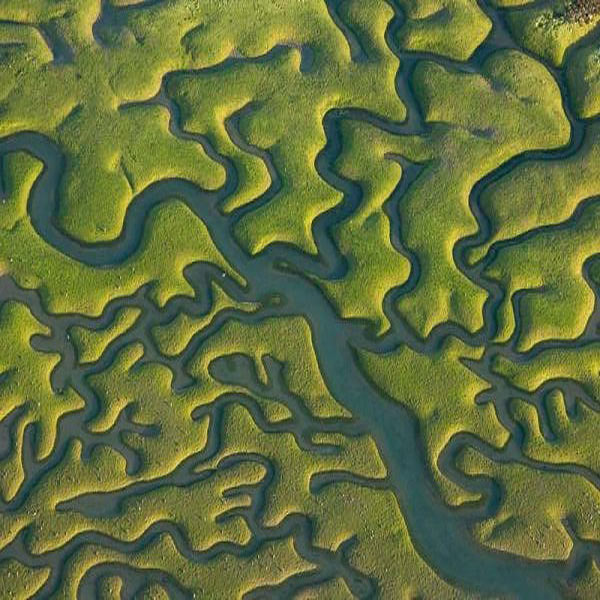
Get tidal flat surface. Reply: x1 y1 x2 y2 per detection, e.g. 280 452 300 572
1 0 600 597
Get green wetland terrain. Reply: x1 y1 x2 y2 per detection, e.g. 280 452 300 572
1 0 600 597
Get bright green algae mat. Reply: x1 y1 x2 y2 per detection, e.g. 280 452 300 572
0 0 600 598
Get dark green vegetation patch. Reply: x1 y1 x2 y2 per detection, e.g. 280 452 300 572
0 0 600 598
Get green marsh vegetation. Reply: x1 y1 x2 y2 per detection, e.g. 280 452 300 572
0 0 599 597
